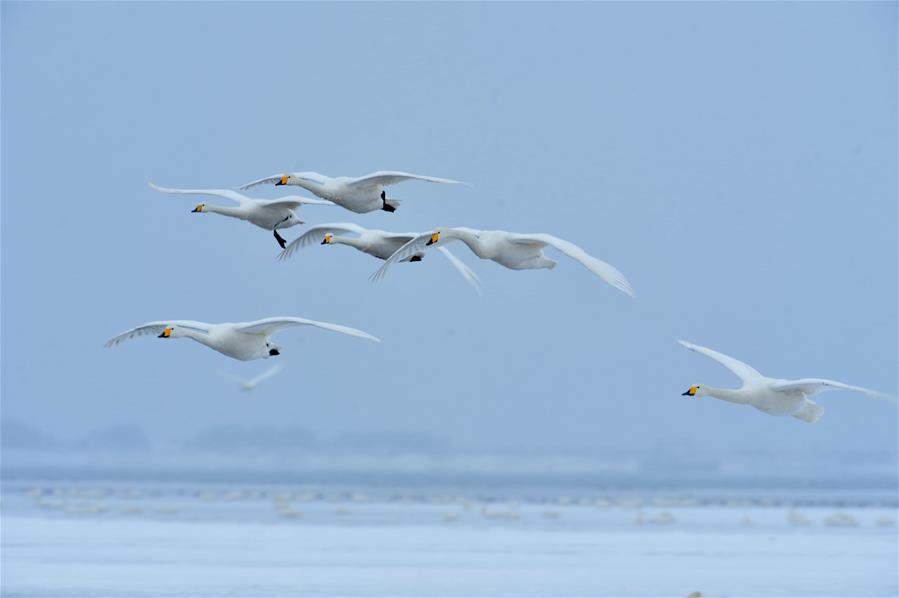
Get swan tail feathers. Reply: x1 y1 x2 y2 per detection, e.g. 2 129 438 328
793 400 824 424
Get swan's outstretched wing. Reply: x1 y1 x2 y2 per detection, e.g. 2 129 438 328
258 196 335 210
370 231 445 281
678 340 764 384
237 174 288 191
436 246 481 294
235 317 380 342
279 223 369 260
349 171 463 190
148 182 249 205
508 233 635 297
105 320 210 347
772 379 896 403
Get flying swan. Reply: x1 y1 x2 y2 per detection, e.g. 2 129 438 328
678 339 896 423
148 182 335 248
238 171 463 214
278 223 481 293
106 317 379 361
370 227 634 296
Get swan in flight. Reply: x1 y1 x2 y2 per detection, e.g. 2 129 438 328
148 182 335 248
105 317 379 361
220 364 282 391
278 223 481 293
678 340 895 423
370 227 634 296
238 171 463 214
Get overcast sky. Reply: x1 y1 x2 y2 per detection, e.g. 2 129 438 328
2 2 896 455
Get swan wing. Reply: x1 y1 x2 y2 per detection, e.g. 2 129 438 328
508 233 635 297
272 196 336 207
235 317 380 342
678 340 764 384
370 231 442 282
148 182 249 205
105 320 210 347
436 246 482 294
348 171 463 190
279 223 369 260
772 378 896 403
237 173 288 191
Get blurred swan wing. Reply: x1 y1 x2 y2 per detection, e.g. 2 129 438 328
148 182 249 205
508 233 635 297
436 246 481 294
772 378 896 403
279 223 369 260
105 320 210 347
348 171 463 190
235 317 380 342
247 364 283 387
678 340 764 384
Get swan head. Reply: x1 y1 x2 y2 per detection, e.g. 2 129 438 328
681 385 703 397
425 231 440 246
191 203 205 213
321 233 333 245
157 326 174 338
265 341 281 357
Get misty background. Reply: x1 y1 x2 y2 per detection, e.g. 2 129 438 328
2 3 896 479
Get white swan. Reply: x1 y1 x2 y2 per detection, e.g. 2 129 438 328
238 171 463 214
279 223 481 293
106 317 379 361
148 182 335 248
370 227 634 296
679 340 896 422
220 364 282 391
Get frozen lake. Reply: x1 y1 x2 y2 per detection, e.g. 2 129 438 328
2 480 896 597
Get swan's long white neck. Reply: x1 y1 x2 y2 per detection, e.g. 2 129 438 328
331 236 366 251
204 204 245 219
700 385 749 404
172 327 213 348
290 174 327 196
446 228 484 257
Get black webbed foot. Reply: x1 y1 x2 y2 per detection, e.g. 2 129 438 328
274 229 287 249
381 190 396 212
409 255 423 262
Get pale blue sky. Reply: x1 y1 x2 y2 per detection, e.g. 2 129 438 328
2 2 896 454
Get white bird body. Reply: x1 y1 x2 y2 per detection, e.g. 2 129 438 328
679 340 895 423
221 365 282 391
106 317 379 361
371 227 634 296
238 171 463 214
148 183 335 247
279 223 481 292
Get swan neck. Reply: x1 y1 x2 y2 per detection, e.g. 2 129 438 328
703 386 748 404
205 204 244 218
333 236 364 250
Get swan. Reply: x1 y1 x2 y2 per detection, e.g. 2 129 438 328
220 364 282 391
278 223 481 293
370 227 635 296
238 170 463 214
105 317 379 361
678 339 896 422
148 182 335 248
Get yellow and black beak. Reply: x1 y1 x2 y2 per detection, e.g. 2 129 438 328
158 327 173 338
191 203 205 213
321 233 332 245
425 232 440 246
681 386 698 397
275 175 288 186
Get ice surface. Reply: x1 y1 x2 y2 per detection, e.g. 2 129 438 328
2 481 896 597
